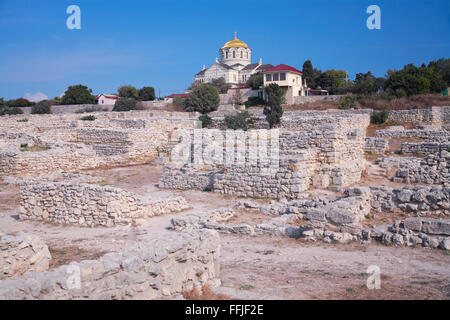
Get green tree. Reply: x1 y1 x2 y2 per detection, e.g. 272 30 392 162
112 97 137 112
428 58 450 86
118 85 138 99
138 86 156 101
210 77 231 94
183 83 220 114
246 72 264 90
353 72 379 95
224 111 254 131
61 84 95 105
263 83 284 128
302 60 315 89
316 70 347 94
31 100 52 114
385 64 447 96
7 98 34 108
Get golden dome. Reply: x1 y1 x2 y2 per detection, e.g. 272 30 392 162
222 32 248 48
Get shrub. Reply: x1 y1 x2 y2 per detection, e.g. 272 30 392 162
17 118 28 122
245 96 266 107
339 95 357 109
263 83 284 128
118 85 138 99
370 110 389 124
31 100 52 114
183 84 220 114
61 84 95 105
2 107 24 115
224 111 254 131
80 115 96 121
198 114 213 128
112 98 137 112
138 86 155 101
7 98 33 108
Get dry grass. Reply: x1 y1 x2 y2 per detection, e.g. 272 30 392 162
284 99 339 111
48 246 108 269
182 285 233 300
388 94 449 110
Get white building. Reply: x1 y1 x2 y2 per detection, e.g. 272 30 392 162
262 64 307 104
194 32 273 86
96 94 119 105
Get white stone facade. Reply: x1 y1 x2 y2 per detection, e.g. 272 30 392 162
194 34 273 86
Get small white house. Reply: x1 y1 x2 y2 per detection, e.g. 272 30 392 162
96 94 119 105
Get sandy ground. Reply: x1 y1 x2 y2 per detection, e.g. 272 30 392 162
0 164 449 300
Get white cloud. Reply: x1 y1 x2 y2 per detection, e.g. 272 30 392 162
24 92 48 102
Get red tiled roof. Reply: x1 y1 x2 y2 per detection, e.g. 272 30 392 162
166 94 188 98
96 94 119 100
262 64 302 74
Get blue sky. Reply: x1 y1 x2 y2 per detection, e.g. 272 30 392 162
0 0 449 100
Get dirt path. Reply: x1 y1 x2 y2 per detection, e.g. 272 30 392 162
217 234 450 300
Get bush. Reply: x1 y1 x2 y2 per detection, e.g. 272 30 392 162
31 100 52 114
1 107 24 115
245 96 266 107
7 98 33 108
118 85 138 99
339 95 357 109
183 84 220 114
138 87 155 101
112 97 137 112
224 111 254 131
371 110 389 124
61 84 95 105
263 83 284 128
198 114 212 128
80 115 96 121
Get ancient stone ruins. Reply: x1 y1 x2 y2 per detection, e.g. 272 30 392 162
0 105 449 299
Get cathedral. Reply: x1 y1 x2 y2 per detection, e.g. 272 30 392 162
194 33 274 86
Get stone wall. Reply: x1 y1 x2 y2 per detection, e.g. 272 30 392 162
161 121 368 199
365 137 388 154
347 186 449 216
363 217 450 250
374 128 450 141
0 232 51 280
401 141 450 155
19 182 190 227
19 182 149 227
291 95 342 105
393 150 449 186
0 229 221 300
387 106 450 129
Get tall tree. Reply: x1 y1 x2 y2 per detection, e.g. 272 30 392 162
302 60 315 89
118 85 138 99
263 83 284 128
138 86 155 101
246 72 264 90
183 83 220 114
61 84 95 105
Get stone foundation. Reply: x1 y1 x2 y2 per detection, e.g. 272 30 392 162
0 229 221 300
0 232 51 280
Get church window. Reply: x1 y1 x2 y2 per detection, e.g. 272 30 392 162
240 51 243 58
273 73 279 81
280 73 286 81
266 74 272 81
226 51 228 59
246 52 248 59
233 51 235 58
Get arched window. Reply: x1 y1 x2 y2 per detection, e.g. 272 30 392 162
246 52 248 59
233 51 235 58
226 51 228 59
240 51 243 58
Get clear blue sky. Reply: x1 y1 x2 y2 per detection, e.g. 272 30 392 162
0 0 449 100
